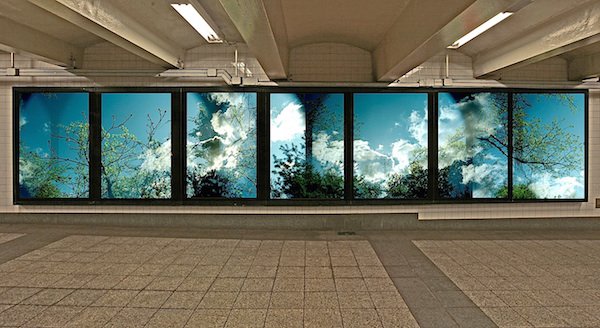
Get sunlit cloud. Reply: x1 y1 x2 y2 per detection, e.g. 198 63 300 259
461 163 506 197
529 173 583 199
409 109 428 147
312 132 343 170
140 140 171 173
270 102 305 142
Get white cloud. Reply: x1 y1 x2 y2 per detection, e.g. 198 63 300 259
529 173 583 199
390 139 415 172
270 103 305 142
438 93 502 168
409 109 428 147
354 140 393 183
140 140 171 173
312 132 344 170
19 117 27 128
461 163 506 197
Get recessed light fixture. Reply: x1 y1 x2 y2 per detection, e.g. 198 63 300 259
171 2 223 43
447 12 513 49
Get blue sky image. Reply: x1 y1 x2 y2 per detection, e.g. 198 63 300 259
270 93 344 198
19 92 89 198
513 93 585 199
101 93 171 198
186 92 257 198
354 93 428 198
438 92 508 198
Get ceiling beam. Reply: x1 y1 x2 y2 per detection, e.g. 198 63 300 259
473 1 600 78
219 0 287 80
28 0 184 68
373 0 518 82
0 16 83 67
569 51 600 80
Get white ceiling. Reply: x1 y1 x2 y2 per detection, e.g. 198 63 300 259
0 0 598 82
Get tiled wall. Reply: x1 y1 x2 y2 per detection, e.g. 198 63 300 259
1 43 598 220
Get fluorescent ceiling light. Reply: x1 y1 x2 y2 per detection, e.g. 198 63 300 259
448 12 513 49
171 3 223 43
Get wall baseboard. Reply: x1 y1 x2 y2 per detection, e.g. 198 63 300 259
2 213 600 231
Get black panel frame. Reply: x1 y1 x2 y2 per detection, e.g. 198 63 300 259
13 86 589 206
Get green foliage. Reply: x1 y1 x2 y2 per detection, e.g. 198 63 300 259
189 169 232 197
387 163 428 199
272 144 343 198
187 94 257 198
495 184 538 199
19 113 90 198
353 174 383 199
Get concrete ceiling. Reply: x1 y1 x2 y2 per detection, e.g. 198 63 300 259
0 0 599 82
277 0 410 50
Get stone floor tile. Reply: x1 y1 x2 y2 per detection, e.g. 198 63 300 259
493 291 541 307
23 305 83 327
91 289 138 307
265 309 303 328
225 309 267 328
0 305 47 326
82 275 125 289
159 265 195 277
185 309 229 327
189 265 222 278
364 278 397 292
305 278 335 292
269 291 304 309
0 287 41 304
341 308 383 328
210 278 244 292
247 266 277 278
330 256 357 267
56 289 106 307
279 256 305 267
370 291 408 309
333 266 362 278
512 306 568 327
145 276 185 291
337 292 374 309
65 306 120 328
198 292 238 309
305 256 330 267
104 307 157 328
274 278 304 291
446 306 497 328
51 274 96 289
355 257 383 268
177 276 215 292
547 306 600 327
113 275 154 290
304 308 342 328
304 292 338 308
360 266 389 278
434 290 476 308
127 290 171 308
145 309 193 328
277 266 304 278
233 292 271 309
241 278 274 292
305 267 332 278
334 278 367 292
219 265 250 278
483 307 527 327
163 291 204 309
376 308 419 328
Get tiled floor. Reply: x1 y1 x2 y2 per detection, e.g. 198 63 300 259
0 235 418 327
1 224 600 327
415 240 600 328
0 234 25 245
